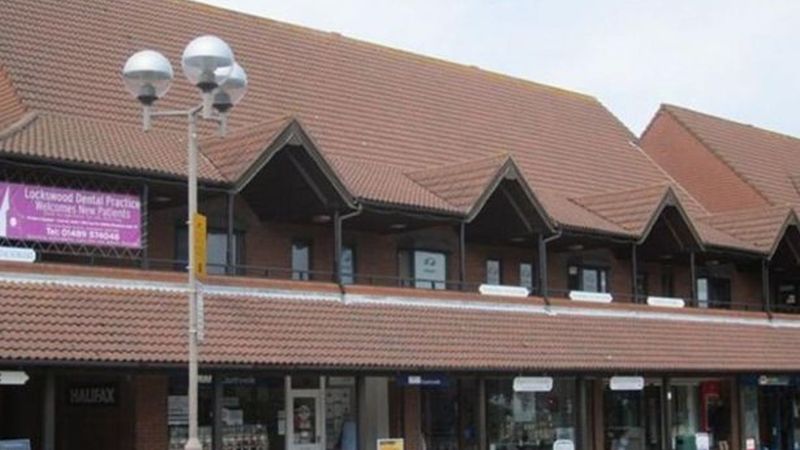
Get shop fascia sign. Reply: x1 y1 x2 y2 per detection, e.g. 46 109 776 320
609 376 645 391
758 375 791 386
397 374 448 387
513 376 553 392
67 384 118 406
0 371 29 385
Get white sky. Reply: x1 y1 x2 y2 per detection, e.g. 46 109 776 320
198 0 800 136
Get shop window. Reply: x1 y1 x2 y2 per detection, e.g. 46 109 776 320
168 375 215 449
325 377 358 450
486 378 576 450
696 277 731 308
568 265 609 293
486 259 502 285
603 380 663 450
671 380 731 450
176 227 244 274
292 240 312 280
398 249 447 290
341 245 356 285
519 263 534 292
220 376 284 450
421 379 478 450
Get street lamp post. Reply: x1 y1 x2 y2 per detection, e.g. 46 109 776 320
122 36 248 450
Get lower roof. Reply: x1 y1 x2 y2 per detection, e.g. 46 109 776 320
1 264 799 373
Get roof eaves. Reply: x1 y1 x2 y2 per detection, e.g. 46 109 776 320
768 207 800 259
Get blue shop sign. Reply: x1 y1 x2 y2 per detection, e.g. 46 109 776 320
397 374 449 388
740 375 800 386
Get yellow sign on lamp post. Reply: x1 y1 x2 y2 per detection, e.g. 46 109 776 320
193 213 207 277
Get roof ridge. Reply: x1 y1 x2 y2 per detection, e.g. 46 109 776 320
179 0 597 104
661 105 772 209
663 103 800 145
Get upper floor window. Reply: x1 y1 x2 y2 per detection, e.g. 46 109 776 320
661 269 675 298
777 281 799 310
519 262 534 292
568 265 608 293
292 240 312 280
697 276 731 308
176 227 243 275
398 249 447 290
341 245 355 285
635 272 649 298
486 259 501 285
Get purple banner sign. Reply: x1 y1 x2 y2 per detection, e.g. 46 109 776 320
0 182 141 248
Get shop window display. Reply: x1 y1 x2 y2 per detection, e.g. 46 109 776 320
486 378 575 450
168 375 215 450
604 386 660 450
221 376 284 450
420 379 479 450
325 377 357 450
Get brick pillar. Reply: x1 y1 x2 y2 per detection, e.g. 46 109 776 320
133 374 169 450
403 387 422 450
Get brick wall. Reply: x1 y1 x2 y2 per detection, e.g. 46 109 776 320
132 374 168 450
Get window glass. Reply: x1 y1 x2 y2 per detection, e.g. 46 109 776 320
168 375 215 449
661 270 675 298
325 377 358 450
636 272 649 298
604 389 644 450
582 269 599 292
413 251 447 290
487 378 576 450
519 263 534 292
341 246 355 285
778 283 798 307
697 278 709 308
221 377 283 450
292 241 311 280
176 228 241 274
569 265 609 293
486 259 501 285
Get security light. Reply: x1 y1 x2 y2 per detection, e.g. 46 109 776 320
122 50 174 105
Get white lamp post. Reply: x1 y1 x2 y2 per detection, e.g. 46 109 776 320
123 35 247 450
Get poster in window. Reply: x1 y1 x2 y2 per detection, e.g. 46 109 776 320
414 251 446 289
293 398 317 444
512 392 536 422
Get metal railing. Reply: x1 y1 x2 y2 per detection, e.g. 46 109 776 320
30 252 796 314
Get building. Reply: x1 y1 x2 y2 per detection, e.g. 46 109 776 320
0 1 798 450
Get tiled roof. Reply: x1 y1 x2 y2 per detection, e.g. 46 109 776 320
700 205 798 254
573 184 673 234
0 113 224 181
406 154 511 211
0 0 699 237
662 104 800 208
199 115 292 181
2 269 800 372
0 66 26 131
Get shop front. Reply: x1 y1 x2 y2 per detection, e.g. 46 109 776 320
167 374 358 450
740 376 800 450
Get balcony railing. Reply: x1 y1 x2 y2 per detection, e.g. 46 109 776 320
29 254 794 315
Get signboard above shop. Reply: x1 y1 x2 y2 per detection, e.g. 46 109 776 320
397 374 449 388
609 376 645 391
513 376 553 392
0 182 141 248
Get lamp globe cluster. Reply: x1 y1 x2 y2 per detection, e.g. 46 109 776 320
122 35 247 117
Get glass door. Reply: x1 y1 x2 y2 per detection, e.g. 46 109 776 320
288 389 324 450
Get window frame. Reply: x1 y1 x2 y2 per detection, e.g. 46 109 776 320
485 258 502 285
568 263 610 293
174 225 245 274
291 239 313 281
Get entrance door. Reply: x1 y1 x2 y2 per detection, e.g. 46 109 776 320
288 388 324 450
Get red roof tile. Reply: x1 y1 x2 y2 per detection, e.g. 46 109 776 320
0 0 696 238
661 104 800 208
2 273 800 372
700 205 798 254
